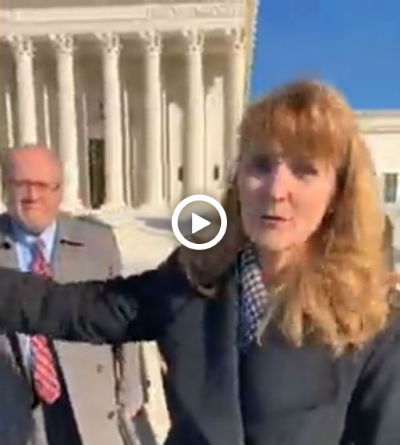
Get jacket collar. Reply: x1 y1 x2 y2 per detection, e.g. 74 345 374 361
55 213 86 247
0 212 87 251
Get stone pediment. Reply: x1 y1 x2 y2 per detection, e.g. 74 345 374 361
0 1 247 38
1 0 239 9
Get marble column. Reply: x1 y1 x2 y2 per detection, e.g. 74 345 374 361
4 83 15 148
7 35 37 145
42 84 51 148
97 33 124 209
122 85 132 206
225 27 246 168
183 29 205 197
141 30 164 207
51 34 82 211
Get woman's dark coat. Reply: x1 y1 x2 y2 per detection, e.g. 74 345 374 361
0 253 399 445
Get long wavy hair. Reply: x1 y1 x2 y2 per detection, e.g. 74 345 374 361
179 79 390 354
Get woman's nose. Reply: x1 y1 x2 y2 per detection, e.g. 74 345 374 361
265 162 291 201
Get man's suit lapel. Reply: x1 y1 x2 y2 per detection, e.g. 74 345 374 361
52 215 84 282
50 216 125 445
52 216 71 281
50 216 83 379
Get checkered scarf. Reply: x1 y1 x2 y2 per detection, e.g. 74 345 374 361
238 244 273 351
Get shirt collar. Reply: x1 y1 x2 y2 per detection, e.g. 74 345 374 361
11 220 57 259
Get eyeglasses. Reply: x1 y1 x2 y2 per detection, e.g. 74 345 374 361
8 180 60 193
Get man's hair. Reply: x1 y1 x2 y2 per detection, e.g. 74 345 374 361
1 144 62 184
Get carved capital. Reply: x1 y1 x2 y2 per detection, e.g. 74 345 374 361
226 27 246 52
96 33 121 56
7 35 35 58
50 34 74 56
141 30 162 56
183 29 204 54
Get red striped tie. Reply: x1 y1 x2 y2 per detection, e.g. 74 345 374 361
30 240 61 404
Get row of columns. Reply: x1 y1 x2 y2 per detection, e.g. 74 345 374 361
4 29 246 211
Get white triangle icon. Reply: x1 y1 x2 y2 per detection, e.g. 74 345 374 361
192 213 211 234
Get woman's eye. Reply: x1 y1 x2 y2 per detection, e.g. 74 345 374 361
248 156 272 174
291 162 318 177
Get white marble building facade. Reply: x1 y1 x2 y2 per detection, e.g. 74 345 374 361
0 0 256 213
1 1 399 272
357 111 400 268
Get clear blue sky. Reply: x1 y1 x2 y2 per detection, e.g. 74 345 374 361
250 0 400 109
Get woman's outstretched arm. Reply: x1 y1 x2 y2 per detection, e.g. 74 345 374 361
0 252 189 344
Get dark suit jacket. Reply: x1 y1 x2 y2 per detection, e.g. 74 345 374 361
0 253 400 445
0 353 32 445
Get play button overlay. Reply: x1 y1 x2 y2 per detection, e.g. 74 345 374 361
171 194 227 250
192 213 211 234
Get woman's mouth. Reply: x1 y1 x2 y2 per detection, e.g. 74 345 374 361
261 214 292 226
262 214 289 221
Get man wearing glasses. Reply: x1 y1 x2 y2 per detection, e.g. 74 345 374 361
0 145 145 445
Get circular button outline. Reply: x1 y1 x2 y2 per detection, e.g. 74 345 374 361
171 194 227 251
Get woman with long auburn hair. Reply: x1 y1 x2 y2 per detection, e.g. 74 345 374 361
0 80 399 445
183 79 390 355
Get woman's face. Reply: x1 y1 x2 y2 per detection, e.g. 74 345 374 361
238 146 337 254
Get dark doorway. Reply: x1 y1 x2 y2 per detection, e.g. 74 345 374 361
88 138 105 208
383 215 394 270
